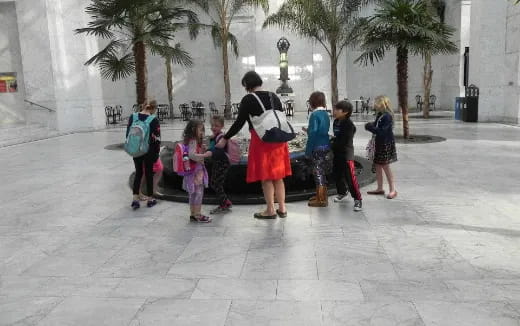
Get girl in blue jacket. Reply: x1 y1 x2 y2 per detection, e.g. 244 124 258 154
303 91 331 207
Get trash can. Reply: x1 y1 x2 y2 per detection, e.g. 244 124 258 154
454 97 465 120
462 84 479 122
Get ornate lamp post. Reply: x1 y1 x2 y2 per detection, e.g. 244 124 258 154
276 37 293 94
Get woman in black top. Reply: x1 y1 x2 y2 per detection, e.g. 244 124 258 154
217 71 292 219
126 100 161 209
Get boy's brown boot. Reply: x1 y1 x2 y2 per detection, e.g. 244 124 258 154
308 186 328 207
308 187 319 206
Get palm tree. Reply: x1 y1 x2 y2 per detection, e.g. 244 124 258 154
152 41 194 116
206 0 269 119
76 0 200 105
263 0 371 106
421 0 455 118
356 0 457 137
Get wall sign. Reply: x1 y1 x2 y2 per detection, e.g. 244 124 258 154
0 72 18 93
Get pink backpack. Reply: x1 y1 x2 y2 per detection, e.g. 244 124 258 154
216 134 241 164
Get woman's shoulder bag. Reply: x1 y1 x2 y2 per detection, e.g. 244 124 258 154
249 92 296 143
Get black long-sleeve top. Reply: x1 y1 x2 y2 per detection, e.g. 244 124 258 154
332 118 356 161
126 113 161 160
224 91 283 139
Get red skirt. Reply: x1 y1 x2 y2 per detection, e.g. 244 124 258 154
247 130 292 183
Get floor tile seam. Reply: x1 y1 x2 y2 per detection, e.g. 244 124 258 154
409 300 428 325
125 297 150 326
237 248 251 279
162 239 197 276
188 279 202 300
26 295 67 326
87 245 131 278
223 298 234 326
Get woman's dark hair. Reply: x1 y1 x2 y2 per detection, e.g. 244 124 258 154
183 119 204 145
308 91 327 109
241 71 263 91
334 100 353 116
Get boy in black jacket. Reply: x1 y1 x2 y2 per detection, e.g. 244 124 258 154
331 101 362 211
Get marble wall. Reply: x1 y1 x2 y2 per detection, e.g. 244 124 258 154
468 0 520 123
0 1 26 124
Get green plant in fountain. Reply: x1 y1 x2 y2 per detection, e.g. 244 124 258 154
205 0 269 119
356 0 457 137
263 0 373 106
76 0 201 106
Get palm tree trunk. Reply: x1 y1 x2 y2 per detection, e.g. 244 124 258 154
133 41 148 106
222 33 232 119
166 58 174 117
330 52 339 107
396 47 409 138
423 53 433 118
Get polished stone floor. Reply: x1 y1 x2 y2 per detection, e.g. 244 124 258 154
1 116 520 325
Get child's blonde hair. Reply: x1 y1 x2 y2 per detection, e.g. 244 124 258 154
374 95 394 117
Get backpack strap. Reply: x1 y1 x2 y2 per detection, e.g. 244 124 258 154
144 114 155 125
132 112 139 122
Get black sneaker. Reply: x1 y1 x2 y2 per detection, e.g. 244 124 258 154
131 200 140 210
354 200 362 212
146 199 157 208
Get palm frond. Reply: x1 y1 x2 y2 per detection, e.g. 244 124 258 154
148 41 194 67
228 32 239 57
356 0 458 65
85 40 125 66
99 53 135 81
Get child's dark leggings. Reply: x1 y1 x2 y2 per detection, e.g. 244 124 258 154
133 155 154 197
333 155 362 200
211 159 231 206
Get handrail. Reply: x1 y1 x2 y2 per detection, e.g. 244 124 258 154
24 99 56 112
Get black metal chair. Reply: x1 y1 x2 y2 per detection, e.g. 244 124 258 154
429 95 437 111
306 100 311 117
416 95 424 111
361 97 371 115
104 106 113 125
209 102 218 116
180 103 191 121
191 101 205 121
231 103 240 120
114 105 122 121
285 100 294 117
156 104 169 121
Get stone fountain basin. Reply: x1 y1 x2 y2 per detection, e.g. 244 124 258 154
129 140 375 204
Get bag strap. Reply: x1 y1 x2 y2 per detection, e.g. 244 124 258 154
250 92 266 112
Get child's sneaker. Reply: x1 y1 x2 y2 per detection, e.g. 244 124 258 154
354 200 362 211
210 205 230 214
333 194 349 203
210 200 232 214
190 215 212 223
131 200 140 210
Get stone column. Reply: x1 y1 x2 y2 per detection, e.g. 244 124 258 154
468 0 517 122
15 0 106 131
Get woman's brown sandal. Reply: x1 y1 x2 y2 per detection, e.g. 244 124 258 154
276 209 287 218
254 212 277 219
